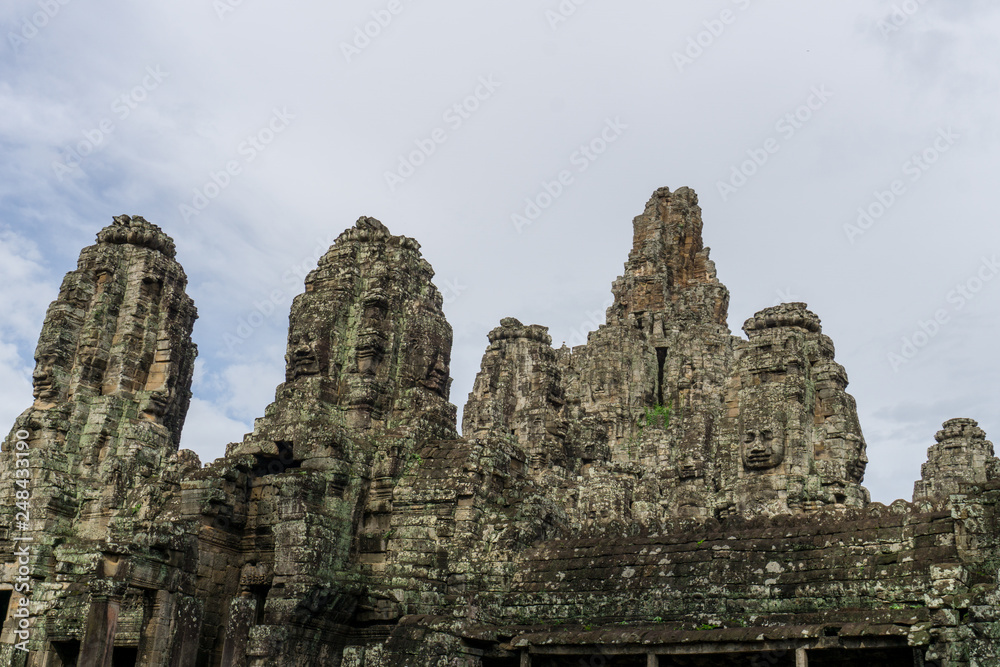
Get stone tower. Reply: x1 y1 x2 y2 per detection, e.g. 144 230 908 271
464 187 869 524
0 213 197 542
0 214 198 665
913 417 1000 501
718 302 869 517
204 216 460 665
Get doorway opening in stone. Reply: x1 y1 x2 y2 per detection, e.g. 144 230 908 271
49 640 80 666
653 653 794 666
252 584 270 625
532 656 648 666
805 646 917 666
0 588 11 626
481 656 520 667
111 645 138 667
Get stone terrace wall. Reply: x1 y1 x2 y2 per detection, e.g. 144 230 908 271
502 506 959 626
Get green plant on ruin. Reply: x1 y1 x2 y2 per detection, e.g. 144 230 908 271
643 402 671 429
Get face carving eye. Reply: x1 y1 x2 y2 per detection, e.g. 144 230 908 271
744 432 756 443
761 429 772 441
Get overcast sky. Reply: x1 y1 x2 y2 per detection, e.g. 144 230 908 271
1 1 998 504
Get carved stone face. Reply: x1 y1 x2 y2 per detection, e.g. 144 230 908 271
677 454 705 480
422 351 449 398
140 388 172 419
32 357 59 401
286 331 320 381
356 328 387 376
845 434 867 483
545 415 568 442
741 424 785 470
361 290 389 325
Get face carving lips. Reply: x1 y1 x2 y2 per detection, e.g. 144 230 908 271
141 389 172 418
678 456 704 479
742 428 783 469
32 368 58 400
423 357 449 396
287 332 320 380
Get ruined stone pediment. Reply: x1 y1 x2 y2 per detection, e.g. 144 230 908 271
2 188 999 666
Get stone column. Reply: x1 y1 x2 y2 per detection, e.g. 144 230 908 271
168 596 202 667
220 593 257 667
78 595 121 667
138 590 177 667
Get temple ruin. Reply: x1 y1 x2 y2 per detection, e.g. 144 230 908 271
2 187 999 666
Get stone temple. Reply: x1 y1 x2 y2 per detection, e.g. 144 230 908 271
2 188 999 666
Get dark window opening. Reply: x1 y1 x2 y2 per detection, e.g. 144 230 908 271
536 656 648 667
254 441 301 476
656 652 794 666
805 647 914 667
481 657 519 667
655 347 668 405
252 585 270 625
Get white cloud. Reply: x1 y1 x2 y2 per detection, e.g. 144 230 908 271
1 0 999 503
0 339 32 437
179 398 250 466
0 227 56 340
